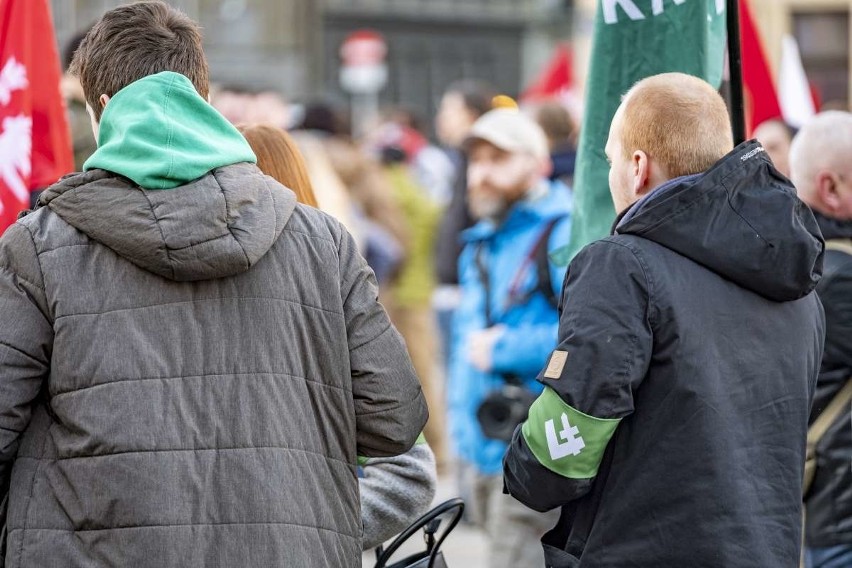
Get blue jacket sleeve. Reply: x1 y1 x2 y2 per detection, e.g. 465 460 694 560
490 216 571 378
491 322 559 377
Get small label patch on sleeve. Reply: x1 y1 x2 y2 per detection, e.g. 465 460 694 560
544 350 569 379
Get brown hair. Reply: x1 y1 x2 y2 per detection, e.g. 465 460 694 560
237 124 319 208
621 73 733 179
534 100 578 150
70 1 209 121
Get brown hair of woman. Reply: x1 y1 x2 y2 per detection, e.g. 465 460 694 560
237 123 319 208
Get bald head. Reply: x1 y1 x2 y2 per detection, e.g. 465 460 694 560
790 111 852 219
606 73 734 213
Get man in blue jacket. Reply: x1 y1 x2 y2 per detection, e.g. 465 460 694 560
448 108 571 568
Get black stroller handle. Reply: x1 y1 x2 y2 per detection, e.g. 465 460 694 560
374 498 465 568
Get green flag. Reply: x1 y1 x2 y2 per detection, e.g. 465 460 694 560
565 0 727 260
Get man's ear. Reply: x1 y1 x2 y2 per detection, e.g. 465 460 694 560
99 94 110 109
816 171 842 214
632 150 651 196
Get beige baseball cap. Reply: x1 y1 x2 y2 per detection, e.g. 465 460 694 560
464 108 550 161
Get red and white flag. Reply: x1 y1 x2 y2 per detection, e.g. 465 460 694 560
0 0 73 232
779 34 817 128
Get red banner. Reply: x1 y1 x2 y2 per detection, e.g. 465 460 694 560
0 0 73 231
739 0 782 135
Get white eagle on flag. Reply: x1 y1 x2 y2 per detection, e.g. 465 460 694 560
0 56 32 215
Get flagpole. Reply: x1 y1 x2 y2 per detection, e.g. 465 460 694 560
727 0 747 144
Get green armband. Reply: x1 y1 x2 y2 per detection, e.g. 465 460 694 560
521 387 621 479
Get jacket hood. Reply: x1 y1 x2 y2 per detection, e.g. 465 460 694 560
40 163 296 281
615 140 824 302
84 71 256 190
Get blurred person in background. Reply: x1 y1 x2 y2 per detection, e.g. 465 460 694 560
379 107 455 207
323 134 411 288
370 124 448 472
753 118 796 178
209 83 252 124
531 99 578 188
433 81 498 460
0 2 427 566
238 122 438 550
449 108 571 567
211 86 291 129
60 28 97 171
790 111 852 568
289 130 365 247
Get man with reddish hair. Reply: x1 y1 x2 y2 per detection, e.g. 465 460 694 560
0 2 427 566
504 73 825 567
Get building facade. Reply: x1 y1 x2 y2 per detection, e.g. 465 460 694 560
749 0 850 108
51 0 572 127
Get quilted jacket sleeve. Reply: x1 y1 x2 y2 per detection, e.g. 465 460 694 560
0 223 52 492
337 223 428 458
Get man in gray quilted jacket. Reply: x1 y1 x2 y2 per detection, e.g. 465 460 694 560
0 2 427 566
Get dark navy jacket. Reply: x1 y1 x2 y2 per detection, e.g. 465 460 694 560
806 212 852 548
504 141 826 567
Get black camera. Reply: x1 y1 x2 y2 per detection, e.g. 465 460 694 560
476 383 537 442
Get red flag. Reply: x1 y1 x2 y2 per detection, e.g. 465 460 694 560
522 44 573 101
0 0 73 231
738 0 782 135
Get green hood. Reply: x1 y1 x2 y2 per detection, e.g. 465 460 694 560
84 71 256 189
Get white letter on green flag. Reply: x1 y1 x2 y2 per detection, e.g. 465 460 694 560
564 0 726 261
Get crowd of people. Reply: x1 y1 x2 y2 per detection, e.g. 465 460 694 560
0 1 849 567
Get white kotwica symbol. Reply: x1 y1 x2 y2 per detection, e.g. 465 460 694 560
0 56 31 214
545 413 585 460
0 57 28 105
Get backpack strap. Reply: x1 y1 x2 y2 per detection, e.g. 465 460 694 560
533 216 568 309
825 238 852 256
808 378 852 450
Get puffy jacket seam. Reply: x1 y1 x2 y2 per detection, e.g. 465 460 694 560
0 266 43 292
17 411 52 567
50 370 352 398
139 189 176 280
7 521 359 540
217 173 252 269
281 227 335 245
39 243 99 255
0 339 45 368
166 232 232 252
51 446 355 468
54 296 344 320
355 388 423 418
18 223 49 297
349 321 393 352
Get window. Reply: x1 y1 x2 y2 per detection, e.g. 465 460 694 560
794 11 849 108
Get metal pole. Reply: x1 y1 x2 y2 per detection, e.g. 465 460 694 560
727 0 747 144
